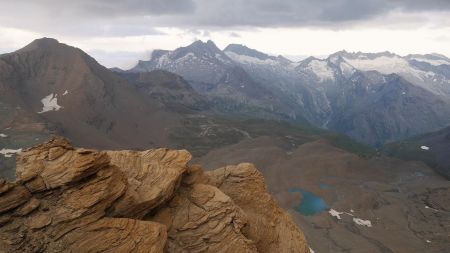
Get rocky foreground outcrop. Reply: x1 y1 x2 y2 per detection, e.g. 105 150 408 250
0 137 309 253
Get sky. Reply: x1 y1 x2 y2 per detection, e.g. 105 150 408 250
0 0 450 69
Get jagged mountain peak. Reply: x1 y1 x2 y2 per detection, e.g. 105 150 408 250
330 50 400 61
406 53 450 66
149 49 170 60
130 39 235 74
157 39 230 63
295 56 337 82
299 56 322 65
182 39 222 54
189 39 216 46
275 55 293 64
224 44 271 60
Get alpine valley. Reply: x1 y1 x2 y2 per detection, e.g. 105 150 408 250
1 38 449 253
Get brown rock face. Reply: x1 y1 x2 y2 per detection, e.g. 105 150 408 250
106 149 191 218
152 183 258 253
205 163 310 253
0 137 309 253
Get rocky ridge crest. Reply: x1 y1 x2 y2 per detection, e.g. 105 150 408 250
0 137 309 253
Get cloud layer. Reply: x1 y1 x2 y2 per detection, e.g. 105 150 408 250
1 0 450 37
1 0 449 68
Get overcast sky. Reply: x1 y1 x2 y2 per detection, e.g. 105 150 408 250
1 0 449 68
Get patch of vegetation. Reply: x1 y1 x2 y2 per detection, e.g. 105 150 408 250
382 127 450 179
169 116 246 157
324 133 376 158
383 141 439 169
169 113 376 158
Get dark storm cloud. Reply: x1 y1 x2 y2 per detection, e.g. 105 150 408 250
6 0 196 16
74 0 196 17
0 0 449 37
188 0 388 27
390 0 450 11
185 0 450 27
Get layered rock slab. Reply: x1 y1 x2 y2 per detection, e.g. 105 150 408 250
205 163 310 253
0 138 167 253
106 149 191 218
151 183 258 253
0 137 309 253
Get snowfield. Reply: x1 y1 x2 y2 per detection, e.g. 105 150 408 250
225 51 279 66
306 59 335 81
38 93 62 113
409 57 450 66
0 148 22 158
353 218 372 227
329 209 343 219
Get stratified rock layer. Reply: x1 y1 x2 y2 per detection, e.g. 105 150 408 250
205 163 310 253
0 137 309 253
106 149 191 218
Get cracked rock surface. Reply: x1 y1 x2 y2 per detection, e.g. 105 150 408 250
0 137 309 253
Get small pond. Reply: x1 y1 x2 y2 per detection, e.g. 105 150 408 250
289 188 328 216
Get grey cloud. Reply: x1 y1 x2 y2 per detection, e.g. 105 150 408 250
185 0 450 27
187 0 388 26
74 0 196 17
390 0 450 11
7 0 196 16
0 0 449 37
229 32 241 38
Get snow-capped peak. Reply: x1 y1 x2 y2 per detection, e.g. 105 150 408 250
225 51 280 66
297 57 335 82
406 54 450 66
224 44 294 67
342 54 410 75
224 44 271 61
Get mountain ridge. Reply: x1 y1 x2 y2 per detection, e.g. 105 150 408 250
128 40 450 146
1 38 450 253
0 137 310 253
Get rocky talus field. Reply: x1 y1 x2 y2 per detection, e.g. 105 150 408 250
0 137 309 253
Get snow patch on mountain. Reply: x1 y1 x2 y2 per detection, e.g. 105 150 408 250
342 55 450 95
306 60 335 81
340 62 355 78
353 218 372 227
343 55 416 76
0 148 22 158
329 209 343 219
225 51 279 66
38 93 62 113
215 53 231 63
409 57 450 66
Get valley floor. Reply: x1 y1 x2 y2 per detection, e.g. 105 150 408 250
197 137 450 253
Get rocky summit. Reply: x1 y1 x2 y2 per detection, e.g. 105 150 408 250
0 137 309 253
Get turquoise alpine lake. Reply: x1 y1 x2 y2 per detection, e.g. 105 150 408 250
289 188 328 216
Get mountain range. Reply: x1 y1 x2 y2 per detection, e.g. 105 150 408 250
129 40 450 146
0 38 449 253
